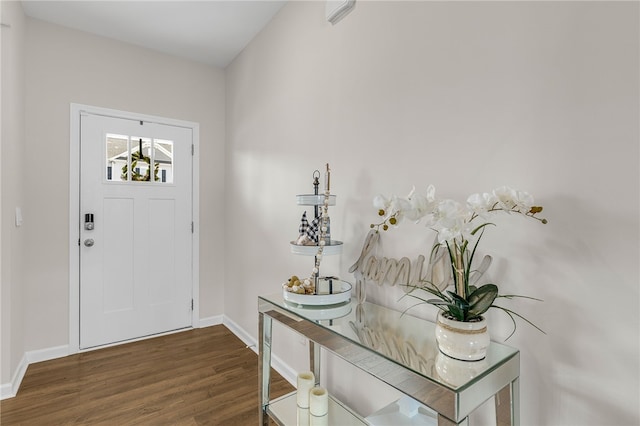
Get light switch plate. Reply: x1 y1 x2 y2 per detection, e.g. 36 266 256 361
15 207 23 227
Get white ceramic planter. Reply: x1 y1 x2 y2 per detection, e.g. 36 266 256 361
435 352 488 387
435 311 490 361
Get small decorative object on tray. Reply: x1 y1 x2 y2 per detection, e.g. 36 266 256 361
284 165 350 306
295 212 320 246
283 275 315 295
283 277 352 307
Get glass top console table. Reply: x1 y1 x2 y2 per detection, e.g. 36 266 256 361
258 293 520 426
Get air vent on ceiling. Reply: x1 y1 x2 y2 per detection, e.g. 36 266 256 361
326 0 355 25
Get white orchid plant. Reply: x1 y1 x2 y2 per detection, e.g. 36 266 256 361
371 185 547 339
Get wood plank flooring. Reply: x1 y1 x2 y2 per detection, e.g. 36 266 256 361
0 325 294 425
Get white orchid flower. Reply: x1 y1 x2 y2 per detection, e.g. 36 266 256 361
431 199 474 244
425 184 436 202
434 199 464 223
373 194 390 211
407 197 435 222
405 195 429 221
404 184 437 222
492 186 535 213
387 195 412 225
373 194 407 224
512 190 534 212
492 186 518 211
467 192 497 214
373 185 544 242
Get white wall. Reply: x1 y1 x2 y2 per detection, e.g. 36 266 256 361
225 2 639 425
19 18 226 352
1 0 26 385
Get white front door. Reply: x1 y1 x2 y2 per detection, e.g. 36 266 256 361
79 113 193 349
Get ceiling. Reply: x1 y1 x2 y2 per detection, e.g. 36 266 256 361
20 1 288 68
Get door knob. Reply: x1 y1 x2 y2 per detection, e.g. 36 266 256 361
84 239 95 247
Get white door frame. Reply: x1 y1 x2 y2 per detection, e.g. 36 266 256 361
69 103 200 354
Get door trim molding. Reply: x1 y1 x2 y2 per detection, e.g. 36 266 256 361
69 103 200 354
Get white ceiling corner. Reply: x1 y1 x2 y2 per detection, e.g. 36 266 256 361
20 0 287 68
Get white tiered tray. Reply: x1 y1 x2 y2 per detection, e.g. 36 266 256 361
289 241 343 256
283 300 352 321
296 194 337 206
283 278 351 306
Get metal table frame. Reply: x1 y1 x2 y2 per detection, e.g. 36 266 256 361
259 294 519 425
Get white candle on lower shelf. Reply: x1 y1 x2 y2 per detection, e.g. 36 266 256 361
297 407 310 426
309 386 328 416
310 414 328 426
296 371 315 408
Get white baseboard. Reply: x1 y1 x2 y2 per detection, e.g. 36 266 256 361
223 315 297 387
268 351 297 387
1 318 298 400
0 384 13 399
26 345 69 364
223 316 256 349
0 354 27 399
199 314 223 328
1 345 69 400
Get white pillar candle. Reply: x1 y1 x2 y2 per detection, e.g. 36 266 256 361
309 386 328 416
297 407 310 426
310 414 328 426
296 371 315 408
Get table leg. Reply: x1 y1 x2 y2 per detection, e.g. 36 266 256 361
309 341 321 385
495 377 520 426
258 312 273 426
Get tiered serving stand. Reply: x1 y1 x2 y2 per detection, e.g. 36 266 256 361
284 167 351 309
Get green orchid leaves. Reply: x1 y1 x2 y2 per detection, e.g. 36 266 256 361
467 284 498 318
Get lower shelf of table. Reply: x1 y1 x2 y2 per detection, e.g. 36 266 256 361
265 391 368 426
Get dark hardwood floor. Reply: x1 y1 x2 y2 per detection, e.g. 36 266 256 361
0 325 294 425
